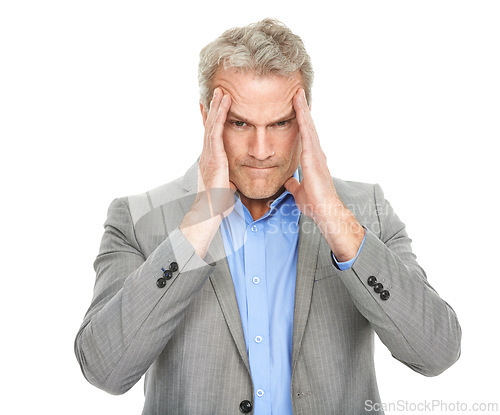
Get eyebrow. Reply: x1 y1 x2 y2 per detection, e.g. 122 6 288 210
227 109 296 125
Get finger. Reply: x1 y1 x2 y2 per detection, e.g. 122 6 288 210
209 94 232 153
293 89 315 156
207 88 223 124
295 89 325 163
203 88 224 149
299 89 321 149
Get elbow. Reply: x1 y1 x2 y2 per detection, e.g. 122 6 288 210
404 351 460 377
431 320 462 376
87 371 134 396
428 339 462 377
100 382 134 396
419 353 461 378
74 332 133 396
421 310 463 377
408 328 462 377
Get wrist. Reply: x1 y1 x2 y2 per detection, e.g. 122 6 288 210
316 204 364 262
180 210 223 259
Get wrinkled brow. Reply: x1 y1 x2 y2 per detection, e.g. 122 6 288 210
227 109 296 126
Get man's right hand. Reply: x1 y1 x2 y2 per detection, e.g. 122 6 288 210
180 88 236 259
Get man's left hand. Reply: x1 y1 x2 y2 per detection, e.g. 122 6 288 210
284 88 365 263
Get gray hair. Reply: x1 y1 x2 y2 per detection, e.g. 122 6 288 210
198 18 314 109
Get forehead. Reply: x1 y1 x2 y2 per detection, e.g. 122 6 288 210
212 68 303 124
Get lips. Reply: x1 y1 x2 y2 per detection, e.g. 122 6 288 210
244 166 276 174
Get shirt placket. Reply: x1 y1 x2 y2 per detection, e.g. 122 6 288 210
244 220 271 413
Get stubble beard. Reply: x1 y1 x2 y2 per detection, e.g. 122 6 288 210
230 161 296 201
235 174 284 200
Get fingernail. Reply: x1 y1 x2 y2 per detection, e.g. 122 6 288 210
213 88 219 98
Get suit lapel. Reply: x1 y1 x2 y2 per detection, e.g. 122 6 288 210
179 159 251 374
208 236 251 374
291 210 323 376
178 158 199 215
179 160 323 376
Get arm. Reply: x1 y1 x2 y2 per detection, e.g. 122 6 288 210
180 88 236 258
338 183 461 376
74 198 214 395
285 88 461 376
75 88 236 395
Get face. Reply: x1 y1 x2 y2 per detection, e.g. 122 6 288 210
203 68 303 202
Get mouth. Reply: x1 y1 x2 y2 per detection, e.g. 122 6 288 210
244 166 277 175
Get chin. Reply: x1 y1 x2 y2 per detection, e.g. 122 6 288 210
236 180 284 200
239 189 275 200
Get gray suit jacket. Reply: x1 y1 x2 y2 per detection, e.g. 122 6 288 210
75 160 461 414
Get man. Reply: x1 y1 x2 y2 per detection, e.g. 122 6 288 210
75 18 461 414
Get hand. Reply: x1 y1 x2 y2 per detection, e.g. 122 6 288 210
284 89 340 222
285 89 364 262
196 88 237 218
180 88 236 258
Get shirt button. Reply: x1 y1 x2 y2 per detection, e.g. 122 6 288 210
251 225 258 232
255 336 263 343
256 389 265 397
252 276 260 284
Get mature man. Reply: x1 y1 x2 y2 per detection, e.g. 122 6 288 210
75 18 461 414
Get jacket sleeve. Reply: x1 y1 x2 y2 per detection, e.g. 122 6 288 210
74 198 214 395
338 184 461 376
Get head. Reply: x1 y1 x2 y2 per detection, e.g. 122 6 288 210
198 18 314 202
199 18 313 110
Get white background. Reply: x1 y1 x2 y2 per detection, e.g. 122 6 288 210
1 1 499 414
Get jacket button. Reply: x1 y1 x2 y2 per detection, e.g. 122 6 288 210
239 400 252 413
380 290 390 300
367 276 377 286
163 269 173 280
156 278 166 288
169 261 179 272
374 282 384 293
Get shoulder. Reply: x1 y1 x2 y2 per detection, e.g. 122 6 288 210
111 176 184 225
332 177 377 202
108 159 199 228
332 177 388 236
103 173 193 256
102 161 199 257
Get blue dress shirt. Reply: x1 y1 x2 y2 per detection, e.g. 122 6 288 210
221 169 365 414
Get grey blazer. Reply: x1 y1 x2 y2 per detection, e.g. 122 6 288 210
75 160 461 414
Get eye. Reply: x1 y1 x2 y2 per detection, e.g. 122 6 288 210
275 120 289 127
232 121 247 128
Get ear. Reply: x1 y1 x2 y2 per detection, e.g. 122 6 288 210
200 101 208 127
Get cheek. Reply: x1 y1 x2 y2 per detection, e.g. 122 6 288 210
279 128 301 156
295 132 302 154
285 132 302 169
222 130 243 161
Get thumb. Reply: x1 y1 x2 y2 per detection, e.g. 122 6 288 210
284 176 300 197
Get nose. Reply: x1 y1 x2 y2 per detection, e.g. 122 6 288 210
247 127 274 160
